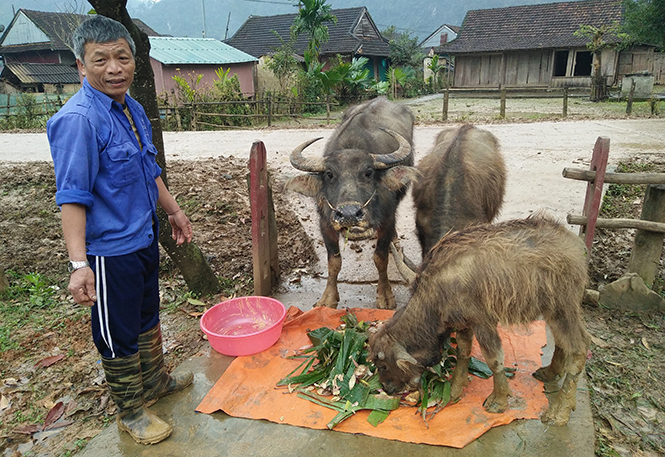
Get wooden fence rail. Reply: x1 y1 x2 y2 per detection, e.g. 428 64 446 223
441 87 580 120
564 139 665 286
160 97 342 130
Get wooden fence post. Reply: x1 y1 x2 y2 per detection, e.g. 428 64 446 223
442 88 449 121
191 103 197 131
326 94 330 125
579 136 610 254
267 94 272 127
499 87 506 119
628 184 665 287
175 104 182 131
562 87 568 117
249 141 279 296
626 79 636 115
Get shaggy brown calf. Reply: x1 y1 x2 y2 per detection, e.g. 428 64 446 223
369 215 590 426
392 124 506 283
413 124 506 255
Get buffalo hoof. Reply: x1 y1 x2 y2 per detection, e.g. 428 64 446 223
483 391 508 414
314 299 338 309
375 291 396 310
533 366 561 383
540 406 572 426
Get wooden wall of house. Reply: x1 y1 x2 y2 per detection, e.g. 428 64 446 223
618 46 655 79
453 51 552 87
654 53 665 84
453 54 502 87
353 13 381 39
504 51 551 86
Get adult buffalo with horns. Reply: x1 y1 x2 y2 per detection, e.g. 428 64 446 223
285 97 419 309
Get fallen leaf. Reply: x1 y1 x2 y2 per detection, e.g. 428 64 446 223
43 419 74 431
13 424 41 435
187 298 206 307
641 338 650 350
187 311 204 318
43 401 65 429
35 354 65 368
0 393 10 411
590 335 610 348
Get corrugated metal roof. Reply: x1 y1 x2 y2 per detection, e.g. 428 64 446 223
4 62 79 84
149 37 257 65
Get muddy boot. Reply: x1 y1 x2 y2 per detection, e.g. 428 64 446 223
102 353 172 445
139 324 194 407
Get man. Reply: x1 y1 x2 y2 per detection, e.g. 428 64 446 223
48 15 193 445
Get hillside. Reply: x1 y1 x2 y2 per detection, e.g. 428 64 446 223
0 0 586 44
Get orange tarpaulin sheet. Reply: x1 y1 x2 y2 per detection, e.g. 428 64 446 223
197 307 549 448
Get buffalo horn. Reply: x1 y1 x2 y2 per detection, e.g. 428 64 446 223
290 137 325 172
371 128 412 169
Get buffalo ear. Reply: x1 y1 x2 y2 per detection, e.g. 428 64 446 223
394 342 419 372
381 166 421 191
284 175 322 197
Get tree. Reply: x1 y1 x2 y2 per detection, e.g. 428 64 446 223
382 27 425 68
623 0 665 50
265 31 300 92
291 0 337 62
87 0 221 296
575 23 626 102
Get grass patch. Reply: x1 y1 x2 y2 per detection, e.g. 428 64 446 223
0 270 67 353
600 161 664 218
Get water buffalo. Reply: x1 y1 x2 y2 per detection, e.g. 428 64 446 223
369 215 590 426
285 97 418 309
392 124 506 284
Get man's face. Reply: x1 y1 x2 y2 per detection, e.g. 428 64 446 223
77 38 135 104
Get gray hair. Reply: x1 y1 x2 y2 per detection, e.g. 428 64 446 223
72 15 136 61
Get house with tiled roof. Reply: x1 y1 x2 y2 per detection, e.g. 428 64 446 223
227 7 391 92
149 37 258 98
420 24 460 84
441 0 656 89
0 9 159 93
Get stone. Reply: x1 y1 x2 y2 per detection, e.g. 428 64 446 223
599 273 665 313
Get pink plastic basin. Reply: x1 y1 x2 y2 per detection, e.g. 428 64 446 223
200 296 287 356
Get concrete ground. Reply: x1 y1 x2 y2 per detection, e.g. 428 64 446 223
76 281 595 457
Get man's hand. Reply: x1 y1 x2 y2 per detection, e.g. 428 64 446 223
167 209 193 245
68 268 96 307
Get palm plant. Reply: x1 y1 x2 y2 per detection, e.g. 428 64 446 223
291 0 337 62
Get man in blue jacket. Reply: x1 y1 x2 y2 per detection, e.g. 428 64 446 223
48 15 193 445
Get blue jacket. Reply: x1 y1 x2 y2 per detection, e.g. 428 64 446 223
48 79 162 257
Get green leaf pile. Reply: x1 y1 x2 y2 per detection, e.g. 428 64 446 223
277 311 505 428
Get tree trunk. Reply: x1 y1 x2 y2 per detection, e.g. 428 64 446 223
590 50 607 102
0 268 9 294
88 0 220 296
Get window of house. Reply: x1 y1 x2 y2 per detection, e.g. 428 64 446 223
553 50 568 77
573 51 592 76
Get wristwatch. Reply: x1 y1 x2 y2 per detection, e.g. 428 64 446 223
68 260 90 273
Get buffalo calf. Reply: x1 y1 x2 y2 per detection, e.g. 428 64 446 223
369 214 590 426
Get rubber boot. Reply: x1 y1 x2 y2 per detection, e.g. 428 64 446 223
139 324 194 407
102 353 173 445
